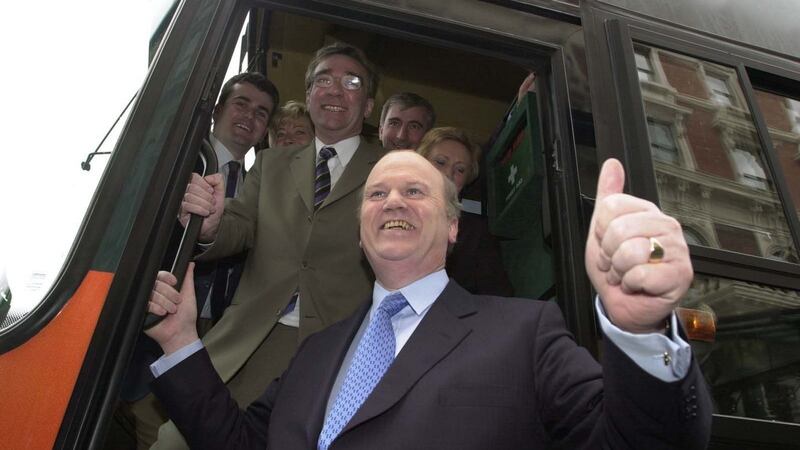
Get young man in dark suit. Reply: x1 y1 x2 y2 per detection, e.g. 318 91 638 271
118 72 277 450
146 151 712 450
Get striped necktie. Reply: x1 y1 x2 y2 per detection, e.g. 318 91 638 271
317 292 408 450
314 146 337 210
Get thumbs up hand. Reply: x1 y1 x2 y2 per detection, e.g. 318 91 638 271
585 159 693 334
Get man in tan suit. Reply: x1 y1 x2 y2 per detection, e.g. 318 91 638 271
152 42 385 449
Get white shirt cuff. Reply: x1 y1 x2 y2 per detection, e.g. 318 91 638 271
149 339 204 378
595 297 692 382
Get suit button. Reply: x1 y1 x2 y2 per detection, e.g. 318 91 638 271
301 261 309 269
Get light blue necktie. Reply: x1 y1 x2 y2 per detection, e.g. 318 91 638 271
317 292 408 450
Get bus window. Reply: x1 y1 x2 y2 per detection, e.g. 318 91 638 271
0 2 152 332
634 44 798 261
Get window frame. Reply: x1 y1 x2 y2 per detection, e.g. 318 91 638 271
582 2 800 441
602 18 800 290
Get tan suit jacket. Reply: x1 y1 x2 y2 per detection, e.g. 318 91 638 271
152 139 384 450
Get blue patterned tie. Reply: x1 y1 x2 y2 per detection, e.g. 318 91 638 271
317 292 408 450
314 147 337 210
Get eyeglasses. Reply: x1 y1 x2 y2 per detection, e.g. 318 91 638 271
312 73 363 91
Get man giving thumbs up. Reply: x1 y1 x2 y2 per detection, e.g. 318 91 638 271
145 154 711 450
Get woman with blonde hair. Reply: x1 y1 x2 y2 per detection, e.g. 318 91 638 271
416 127 513 296
268 100 315 148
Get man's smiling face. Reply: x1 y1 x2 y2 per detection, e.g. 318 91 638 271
379 105 430 150
359 151 458 285
306 54 374 144
212 81 273 157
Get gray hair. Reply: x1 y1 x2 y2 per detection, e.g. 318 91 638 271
304 42 379 98
379 92 436 130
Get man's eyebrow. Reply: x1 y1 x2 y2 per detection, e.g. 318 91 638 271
231 94 270 113
406 180 430 190
313 68 333 77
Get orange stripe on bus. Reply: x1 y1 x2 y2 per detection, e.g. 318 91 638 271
0 270 114 450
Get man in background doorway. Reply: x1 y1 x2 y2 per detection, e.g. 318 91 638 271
378 92 435 150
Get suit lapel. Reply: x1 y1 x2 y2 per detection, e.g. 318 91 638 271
342 281 477 434
321 141 383 209
290 143 315 212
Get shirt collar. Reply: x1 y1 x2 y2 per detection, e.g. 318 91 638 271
315 135 360 167
209 133 244 168
372 269 449 319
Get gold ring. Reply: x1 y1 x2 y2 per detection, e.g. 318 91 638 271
648 237 665 264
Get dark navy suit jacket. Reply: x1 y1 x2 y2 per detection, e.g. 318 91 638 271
152 281 712 449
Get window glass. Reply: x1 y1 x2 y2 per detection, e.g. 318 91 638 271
646 119 679 163
729 146 768 189
635 44 798 261
707 74 734 106
753 89 800 231
0 2 162 329
787 98 800 133
634 48 654 82
685 274 800 424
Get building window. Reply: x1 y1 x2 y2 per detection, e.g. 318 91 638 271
707 74 734 106
635 48 655 82
715 223 761 256
787 98 800 133
730 145 769 189
646 119 680 163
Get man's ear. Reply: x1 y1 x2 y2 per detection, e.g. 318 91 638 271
212 104 222 124
363 98 375 119
448 218 459 244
